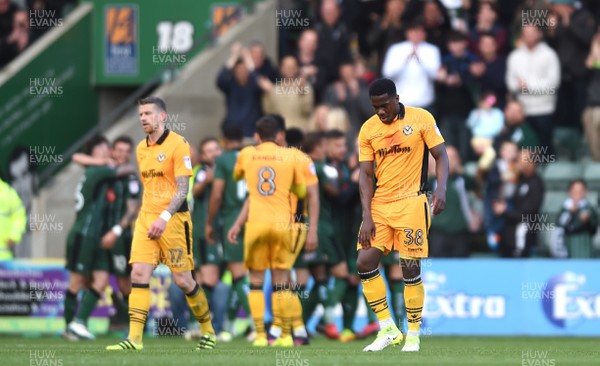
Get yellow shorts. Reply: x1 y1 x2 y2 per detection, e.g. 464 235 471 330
357 194 431 258
129 210 194 272
243 221 297 271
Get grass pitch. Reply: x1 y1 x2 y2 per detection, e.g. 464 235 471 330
3 335 599 366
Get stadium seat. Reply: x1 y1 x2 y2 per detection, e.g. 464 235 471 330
583 162 600 191
553 127 584 161
541 162 584 190
540 190 568 222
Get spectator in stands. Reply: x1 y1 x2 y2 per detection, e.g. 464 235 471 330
0 7 29 67
216 42 263 139
494 148 545 258
583 29 600 161
354 55 376 85
314 0 353 98
421 0 452 54
428 146 480 257
547 0 595 130
482 140 519 251
258 55 314 131
248 41 278 82
367 0 407 75
0 176 27 260
466 92 504 169
323 61 372 137
382 18 440 111
295 28 328 103
470 32 508 110
494 100 540 151
309 104 350 134
556 179 598 258
436 30 477 162
469 1 508 57
403 0 451 54
506 25 560 159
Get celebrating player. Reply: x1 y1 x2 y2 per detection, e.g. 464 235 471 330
357 78 448 352
106 96 216 351
64 136 136 340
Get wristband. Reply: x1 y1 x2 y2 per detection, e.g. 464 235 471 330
159 210 172 222
111 225 123 237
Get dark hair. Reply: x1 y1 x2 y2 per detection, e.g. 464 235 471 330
568 179 587 190
303 132 324 154
405 16 425 31
199 136 219 152
325 129 345 140
256 116 283 141
113 135 134 149
267 114 286 131
285 128 305 149
138 96 167 113
447 30 468 43
221 125 243 142
479 31 496 41
369 78 397 97
85 135 110 155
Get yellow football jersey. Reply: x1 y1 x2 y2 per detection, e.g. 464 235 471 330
233 142 306 224
358 106 444 203
136 129 193 215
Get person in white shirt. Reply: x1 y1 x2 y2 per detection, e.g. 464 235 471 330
506 25 561 158
382 18 441 111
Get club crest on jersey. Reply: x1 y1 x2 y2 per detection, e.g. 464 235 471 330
403 126 413 136
157 153 166 162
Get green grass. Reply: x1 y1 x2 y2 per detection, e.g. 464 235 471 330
2 335 600 366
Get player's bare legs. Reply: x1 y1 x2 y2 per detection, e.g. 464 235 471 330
199 264 219 296
400 258 423 352
357 248 402 352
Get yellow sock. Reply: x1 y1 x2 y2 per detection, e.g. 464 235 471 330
128 284 150 344
270 290 283 338
359 269 393 323
249 285 266 338
290 291 305 334
186 283 214 335
404 275 424 332
277 290 294 338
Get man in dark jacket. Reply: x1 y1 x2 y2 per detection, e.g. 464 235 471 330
494 149 545 258
216 42 263 138
547 0 596 129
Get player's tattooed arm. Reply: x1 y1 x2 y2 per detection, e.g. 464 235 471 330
166 176 189 215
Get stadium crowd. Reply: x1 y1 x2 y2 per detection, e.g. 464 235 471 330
216 0 600 259
0 0 76 67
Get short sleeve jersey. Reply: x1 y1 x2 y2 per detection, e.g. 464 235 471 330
233 142 306 224
136 129 193 215
358 106 444 203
